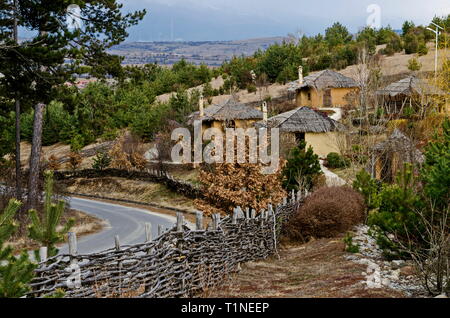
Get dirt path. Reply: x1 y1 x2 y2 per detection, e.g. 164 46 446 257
207 237 407 298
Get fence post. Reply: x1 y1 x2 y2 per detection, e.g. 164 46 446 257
236 206 244 219
158 224 163 236
232 208 238 225
39 246 48 263
245 208 250 219
176 212 184 232
145 223 152 243
251 209 256 219
211 214 220 231
115 235 121 251
297 190 302 201
68 232 77 256
282 197 287 205
291 189 295 202
195 211 203 231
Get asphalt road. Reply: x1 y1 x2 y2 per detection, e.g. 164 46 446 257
58 197 179 255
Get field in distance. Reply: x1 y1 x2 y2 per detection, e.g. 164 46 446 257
108 37 286 67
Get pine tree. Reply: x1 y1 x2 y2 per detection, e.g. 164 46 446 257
282 141 322 191
0 199 36 298
28 171 75 259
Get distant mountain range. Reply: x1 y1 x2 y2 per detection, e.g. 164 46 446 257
108 37 287 66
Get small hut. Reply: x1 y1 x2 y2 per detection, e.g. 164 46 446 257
188 97 263 132
376 76 446 116
288 68 358 108
369 129 424 182
256 106 345 158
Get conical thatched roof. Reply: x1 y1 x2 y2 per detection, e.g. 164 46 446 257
288 69 358 92
372 129 424 163
255 107 343 133
376 76 445 97
188 98 263 124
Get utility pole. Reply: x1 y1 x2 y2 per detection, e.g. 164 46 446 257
427 22 444 80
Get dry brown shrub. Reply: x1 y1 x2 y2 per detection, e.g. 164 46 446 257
109 131 148 171
285 186 366 242
46 155 61 171
66 152 83 171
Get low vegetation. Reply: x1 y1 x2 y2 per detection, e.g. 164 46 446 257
285 186 366 242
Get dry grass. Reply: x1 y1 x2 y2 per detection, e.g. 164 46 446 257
208 237 407 298
6 209 104 253
60 177 196 213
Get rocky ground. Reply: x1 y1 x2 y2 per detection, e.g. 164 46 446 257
347 225 427 297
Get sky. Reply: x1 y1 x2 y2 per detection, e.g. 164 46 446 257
121 0 450 42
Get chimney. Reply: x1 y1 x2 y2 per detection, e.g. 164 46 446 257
199 94 204 118
262 101 268 122
298 65 303 85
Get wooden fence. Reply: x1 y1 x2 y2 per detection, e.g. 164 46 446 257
27 191 305 298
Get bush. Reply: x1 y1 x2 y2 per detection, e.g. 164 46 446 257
285 186 366 242
92 152 112 171
368 165 423 258
282 141 322 191
246 84 257 93
353 169 381 210
326 152 349 169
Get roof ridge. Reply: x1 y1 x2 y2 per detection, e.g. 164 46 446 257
276 107 304 127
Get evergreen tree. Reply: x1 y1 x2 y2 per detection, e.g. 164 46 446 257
28 171 74 259
0 1 146 210
282 141 322 191
0 199 36 298
421 119 450 210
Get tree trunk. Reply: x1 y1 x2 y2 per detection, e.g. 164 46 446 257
15 100 21 198
27 103 45 211
13 0 22 199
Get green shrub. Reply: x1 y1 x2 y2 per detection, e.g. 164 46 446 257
368 165 423 258
326 152 349 169
282 141 322 191
343 232 360 253
28 171 75 259
92 152 112 171
246 84 257 93
0 200 36 298
353 169 381 210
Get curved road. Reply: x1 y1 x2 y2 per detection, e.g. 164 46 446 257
58 197 179 255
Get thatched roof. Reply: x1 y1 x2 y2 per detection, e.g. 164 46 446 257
255 107 343 133
376 76 445 97
288 69 358 92
372 129 424 163
188 98 263 124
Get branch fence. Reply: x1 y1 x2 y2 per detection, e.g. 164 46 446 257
27 190 306 298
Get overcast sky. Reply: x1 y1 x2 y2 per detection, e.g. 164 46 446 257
121 0 450 41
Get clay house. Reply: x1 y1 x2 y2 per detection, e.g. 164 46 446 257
188 96 264 132
288 67 359 108
369 129 424 182
376 76 447 116
256 106 345 158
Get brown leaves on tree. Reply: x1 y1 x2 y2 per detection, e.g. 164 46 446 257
109 131 148 171
46 155 61 171
195 162 287 216
66 152 83 171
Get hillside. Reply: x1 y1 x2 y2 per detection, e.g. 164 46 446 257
156 43 447 107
